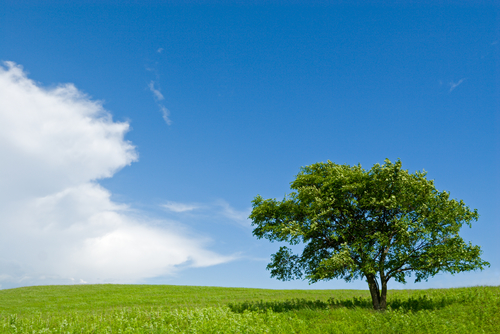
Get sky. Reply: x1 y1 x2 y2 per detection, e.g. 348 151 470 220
0 1 498 291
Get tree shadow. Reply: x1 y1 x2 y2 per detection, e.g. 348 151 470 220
387 294 457 312
228 294 458 313
227 297 371 313
227 298 331 313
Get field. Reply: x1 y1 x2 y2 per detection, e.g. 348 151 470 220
0 284 499 333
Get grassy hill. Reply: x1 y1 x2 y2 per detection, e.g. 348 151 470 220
0 284 499 333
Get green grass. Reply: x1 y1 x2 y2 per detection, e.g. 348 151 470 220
0 284 499 333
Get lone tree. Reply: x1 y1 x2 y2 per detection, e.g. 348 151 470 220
250 159 489 310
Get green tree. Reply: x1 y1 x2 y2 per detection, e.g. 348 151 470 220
250 159 489 310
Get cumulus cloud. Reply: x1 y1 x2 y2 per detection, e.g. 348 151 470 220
0 61 231 288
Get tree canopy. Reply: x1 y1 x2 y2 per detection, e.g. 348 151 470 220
250 159 489 310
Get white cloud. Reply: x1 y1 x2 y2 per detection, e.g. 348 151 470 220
161 199 251 228
0 61 232 288
148 81 164 101
147 80 172 125
215 200 252 227
162 201 200 213
157 48 164 53
449 78 465 92
160 105 172 126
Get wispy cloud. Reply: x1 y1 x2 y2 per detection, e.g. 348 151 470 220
160 105 172 126
215 200 252 227
161 199 251 228
162 201 200 213
0 62 230 289
146 53 172 126
449 78 465 92
148 81 164 100
147 80 171 125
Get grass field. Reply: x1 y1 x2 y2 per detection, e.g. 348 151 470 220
0 284 498 333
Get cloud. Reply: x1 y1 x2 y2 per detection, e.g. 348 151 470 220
215 200 252 227
160 105 172 126
449 78 465 92
161 199 251 228
0 61 232 288
157 48 164 53
162 201 200 213
148 80 172 125
148 81 164 101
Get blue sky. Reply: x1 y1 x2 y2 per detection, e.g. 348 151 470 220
0 2 498 290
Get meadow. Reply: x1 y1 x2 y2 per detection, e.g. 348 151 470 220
0 284 498 333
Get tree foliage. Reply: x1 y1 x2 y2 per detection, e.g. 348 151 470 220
250 159 489 310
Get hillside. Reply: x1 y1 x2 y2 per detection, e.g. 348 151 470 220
1 285 498 333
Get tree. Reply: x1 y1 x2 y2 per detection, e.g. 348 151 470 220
250 159 489 310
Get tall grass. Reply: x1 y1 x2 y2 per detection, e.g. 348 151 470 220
3 307 308 334
0 285 498 333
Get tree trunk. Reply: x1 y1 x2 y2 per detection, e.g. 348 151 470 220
366 274 388 310
378 270 388 310
380 277 388 310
